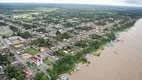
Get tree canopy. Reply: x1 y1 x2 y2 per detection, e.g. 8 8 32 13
31 38 49 47
35 72 49 80
4 66 24 80
17 31 32 39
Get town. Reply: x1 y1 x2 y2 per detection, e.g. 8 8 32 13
0 3 142 80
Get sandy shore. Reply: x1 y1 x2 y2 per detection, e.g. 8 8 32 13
67 18 142 80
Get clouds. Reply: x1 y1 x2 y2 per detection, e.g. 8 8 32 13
124 0 142 4
114 0 142 4
0 0 114 3
0 0 142 6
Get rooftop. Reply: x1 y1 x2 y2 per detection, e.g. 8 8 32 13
0 37 8 49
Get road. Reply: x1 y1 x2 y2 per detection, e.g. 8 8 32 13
10 49 36 77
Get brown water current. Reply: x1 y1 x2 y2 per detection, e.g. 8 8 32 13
67 18 142 80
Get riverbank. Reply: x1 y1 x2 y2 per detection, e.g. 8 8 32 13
67 18 142 80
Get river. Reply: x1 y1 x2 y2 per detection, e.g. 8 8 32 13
67 18 142 80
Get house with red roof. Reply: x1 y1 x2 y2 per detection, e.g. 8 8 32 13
23 70 32 80
31 55 43 66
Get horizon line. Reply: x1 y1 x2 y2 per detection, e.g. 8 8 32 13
0 2 142 8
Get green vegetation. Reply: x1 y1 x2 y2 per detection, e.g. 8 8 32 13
0 54 10 66
36 28 48 33
26 47 39 56
28 62 40 72
0 21 7 26
90 34 102 39
0 53 24 80
4 66 24 80
9 25 19 32
49 55 77 80
111 20 136 32
106 32 116 41
75 40 88 48
53 50 68 57
55 33 72 41
93 52 101 57
17 31 32 39
31 38 49 47
43 57 54 65
35 72 49 80
23 24 38 30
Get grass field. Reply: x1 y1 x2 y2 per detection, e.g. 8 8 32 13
26 48 39 56
43 57 53 65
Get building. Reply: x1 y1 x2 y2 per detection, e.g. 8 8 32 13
23 70 32 80
40 47 48 54
0 37 8 49
31 55 43 66
4 38 12 45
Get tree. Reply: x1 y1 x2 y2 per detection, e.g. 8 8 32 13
55 33 72 41
31 38 49 47
75 40 88 48
0 54 10 66
49 55 77 80
16 74 24 80
56 30 61 35
106 32 116 41
9 26 19 32
35 72 49 80
36 28 47 33
4 66 24 79
17 31 32 39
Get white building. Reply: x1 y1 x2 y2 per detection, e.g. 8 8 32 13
0 37 8 49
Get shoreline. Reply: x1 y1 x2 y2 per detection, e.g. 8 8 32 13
67 18 142 80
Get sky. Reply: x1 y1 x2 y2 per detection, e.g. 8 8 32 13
0 0 142 7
